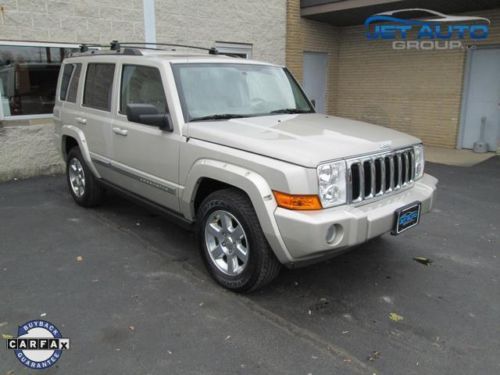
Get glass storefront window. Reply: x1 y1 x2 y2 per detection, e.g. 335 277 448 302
0 44 78 117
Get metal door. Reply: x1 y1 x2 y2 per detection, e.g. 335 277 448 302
303 52 328 113
461 48 500 151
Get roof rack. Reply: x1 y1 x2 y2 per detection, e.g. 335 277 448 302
73 40 220 57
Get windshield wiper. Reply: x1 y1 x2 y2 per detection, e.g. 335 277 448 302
270 108 313 114
190 114 249 122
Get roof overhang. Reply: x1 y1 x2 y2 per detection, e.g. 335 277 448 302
301 0 500 26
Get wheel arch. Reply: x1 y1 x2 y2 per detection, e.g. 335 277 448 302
61 125 101 178
181 159 292 264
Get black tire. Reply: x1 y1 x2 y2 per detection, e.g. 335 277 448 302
197 188 281 292
66 147 104 207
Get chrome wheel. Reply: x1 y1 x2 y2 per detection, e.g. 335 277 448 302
204 210 249 276
68 157 86 198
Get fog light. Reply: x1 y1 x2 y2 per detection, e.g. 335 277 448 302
326 224 340 244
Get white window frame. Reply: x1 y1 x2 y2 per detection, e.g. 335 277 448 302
0 40 79 121
214 42 253 59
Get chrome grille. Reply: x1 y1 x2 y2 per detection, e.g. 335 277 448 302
347 148 415 203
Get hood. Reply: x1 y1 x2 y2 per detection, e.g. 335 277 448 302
186 113 421 168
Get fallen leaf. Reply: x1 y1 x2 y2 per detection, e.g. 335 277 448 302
76 256 83 262
389 312 404 322
128 326 135 331
225 335 231 341
413 257 433 266
2 333 13 339
367 351 381 361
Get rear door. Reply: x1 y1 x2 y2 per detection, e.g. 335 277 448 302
80 62 116 179
108 63 181 211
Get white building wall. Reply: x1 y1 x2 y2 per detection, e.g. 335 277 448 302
0 0 286 63
0 0 145 43
155 0 287 65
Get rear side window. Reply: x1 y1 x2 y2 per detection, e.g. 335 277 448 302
66 63 81 103
59 64 74 100
83 63 115 111
120 65 167 114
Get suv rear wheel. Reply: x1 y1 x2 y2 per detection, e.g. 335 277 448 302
66 147 104 207
197 189 281 292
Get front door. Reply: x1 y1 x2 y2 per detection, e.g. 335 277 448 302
303 52 328 113
461 48 500 151
110 63 181 212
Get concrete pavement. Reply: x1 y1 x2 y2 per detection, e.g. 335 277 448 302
1 157 499 374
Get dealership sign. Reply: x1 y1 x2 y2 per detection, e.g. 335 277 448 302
365 8 490 50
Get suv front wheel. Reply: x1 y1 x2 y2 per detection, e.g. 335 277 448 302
197 189 281 292
66 147 104 207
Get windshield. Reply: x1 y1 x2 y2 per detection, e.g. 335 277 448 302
171 63 314 122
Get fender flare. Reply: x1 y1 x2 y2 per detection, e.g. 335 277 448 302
181 159 293 264
61 125 101 178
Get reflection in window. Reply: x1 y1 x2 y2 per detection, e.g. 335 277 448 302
0 45 77 116
120 65 167 115
66 63 82 103
83 63 115 111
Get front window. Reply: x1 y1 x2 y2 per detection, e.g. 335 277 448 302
172 63 313 122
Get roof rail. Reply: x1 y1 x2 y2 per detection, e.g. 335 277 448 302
109 40 219 54
71 40 221 57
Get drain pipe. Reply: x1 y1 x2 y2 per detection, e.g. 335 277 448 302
143 0 157 48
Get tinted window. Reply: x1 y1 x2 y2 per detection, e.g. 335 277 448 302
83 63 115 111
59 64 74 100
120 65 167 115
66 63 81 103
0 45 77 116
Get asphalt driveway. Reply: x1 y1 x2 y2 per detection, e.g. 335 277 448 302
1 157 499 374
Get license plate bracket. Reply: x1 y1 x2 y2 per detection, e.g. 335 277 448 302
392 201 421 235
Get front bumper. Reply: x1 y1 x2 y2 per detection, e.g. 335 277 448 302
273 173 438 265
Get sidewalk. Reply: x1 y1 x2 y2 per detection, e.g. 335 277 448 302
425 146 497 167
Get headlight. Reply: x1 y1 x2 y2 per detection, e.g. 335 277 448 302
317 160 347 208
413 144 425 180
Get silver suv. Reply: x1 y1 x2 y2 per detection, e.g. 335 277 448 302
54 45 437 292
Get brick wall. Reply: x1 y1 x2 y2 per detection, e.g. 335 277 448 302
286 3 500 148
155 0 287 65
286 0 339 112
0 0 145 43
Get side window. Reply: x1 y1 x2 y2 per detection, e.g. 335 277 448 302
120 65 167 115
66 63 81 103
59 64 74 101
83 63 115 111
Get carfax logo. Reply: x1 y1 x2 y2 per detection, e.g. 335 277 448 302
365 8 490 50
5 320 70 370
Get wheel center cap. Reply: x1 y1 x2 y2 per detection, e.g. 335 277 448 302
223 235 235 254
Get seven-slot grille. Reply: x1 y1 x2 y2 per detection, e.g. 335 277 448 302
347 148 415 203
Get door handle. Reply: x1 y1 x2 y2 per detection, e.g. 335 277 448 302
75 117 87 125
112 127 128 136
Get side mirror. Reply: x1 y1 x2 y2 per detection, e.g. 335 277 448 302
311 99 316 108
126 104 173 132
